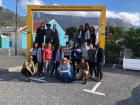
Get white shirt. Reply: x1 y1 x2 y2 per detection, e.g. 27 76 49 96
78 31 82 38
30 48 37 56
81 46 90 60
85 30 90 40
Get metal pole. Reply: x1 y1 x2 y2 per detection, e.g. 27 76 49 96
15 0 18 55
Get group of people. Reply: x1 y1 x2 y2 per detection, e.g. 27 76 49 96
35 22 60 49
21 22 104 84
76 23 98 48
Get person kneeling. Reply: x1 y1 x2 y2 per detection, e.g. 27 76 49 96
56 57 74 83
21 56 36 82
76 57 89 84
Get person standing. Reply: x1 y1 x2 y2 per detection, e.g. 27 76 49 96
84 23 91 45
52 24 60 49
81 42 90 62
30 42 38 65
52 46 64 76
21 56 36 82
88 44 96 78
71 42 81 76
63 43 71 60
35 23 45 47
90 26 96 46
45 23 53 44
43 42 53 77
76 25 84 47
95 27 100 45
37 42 45 76
95 43 104 82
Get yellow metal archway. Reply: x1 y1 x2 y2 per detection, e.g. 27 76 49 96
27 5 106 56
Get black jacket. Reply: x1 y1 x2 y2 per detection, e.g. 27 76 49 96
35 28 45 46
95 48 104 64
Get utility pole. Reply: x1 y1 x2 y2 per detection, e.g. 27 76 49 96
15 0 18 55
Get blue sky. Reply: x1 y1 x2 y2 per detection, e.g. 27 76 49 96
0 0 140 26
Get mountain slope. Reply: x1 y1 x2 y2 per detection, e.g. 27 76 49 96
0 6 137 29
33 12 134 30
0 6 25 27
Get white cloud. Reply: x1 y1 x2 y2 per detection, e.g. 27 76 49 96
21 0 45 11
52 4 60 6
106 11 140 26
0 0 4 7
41 10 140 26
20 1 140 26
42 11 101 18
0 0 2 7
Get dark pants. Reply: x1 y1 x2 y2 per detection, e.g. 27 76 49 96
53 41 59 50
77 38 82 48
51 62 60 75
72 61 76 76
96 63 103 79
89 61 96 76
91 39 96 46
32 55 37 64
72 59 80 76
86 39 91 45
38 62 43 74
45 38 51 44
21 68 32 78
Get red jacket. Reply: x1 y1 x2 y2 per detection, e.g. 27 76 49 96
43 47 52 61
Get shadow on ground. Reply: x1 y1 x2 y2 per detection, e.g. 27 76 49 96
0 69 95 84
103 65 140 77
116 85 140 105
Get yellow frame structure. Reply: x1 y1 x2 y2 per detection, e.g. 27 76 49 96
27 5 106 56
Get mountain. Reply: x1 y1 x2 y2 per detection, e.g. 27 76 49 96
0 6 25 27
0 6 138 29
33 12 135 30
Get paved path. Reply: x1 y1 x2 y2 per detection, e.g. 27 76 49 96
0 55 25 71
0 67 140 105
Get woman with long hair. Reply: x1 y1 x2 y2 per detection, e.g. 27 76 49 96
76 25 84 47
30 42 38 65
52 24 60 49
84 23 91 45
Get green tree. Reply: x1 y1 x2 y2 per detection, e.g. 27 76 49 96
105 40 121 63
106 25 125 40
125 28 140 57
66 26 77 40
105 26 126 63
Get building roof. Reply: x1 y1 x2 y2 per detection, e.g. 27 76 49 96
49 19 65 33
18 21 45 33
